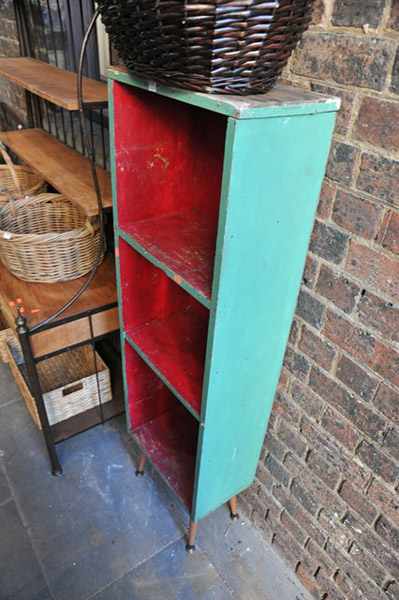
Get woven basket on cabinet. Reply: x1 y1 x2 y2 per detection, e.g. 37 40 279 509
0 143 45 206
0 193 104 283
98 0 313 95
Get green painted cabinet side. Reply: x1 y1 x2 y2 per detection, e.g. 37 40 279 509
193 111 337 521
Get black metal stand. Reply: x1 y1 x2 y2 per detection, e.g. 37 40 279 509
16 309 63 476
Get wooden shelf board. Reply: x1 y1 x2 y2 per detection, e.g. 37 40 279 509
126 307 207 419
0 255 119 357
0 129 112 216
0 57 107 110
133 404 198 509
120 211 215 308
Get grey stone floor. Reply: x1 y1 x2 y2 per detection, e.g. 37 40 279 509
0 362 311 600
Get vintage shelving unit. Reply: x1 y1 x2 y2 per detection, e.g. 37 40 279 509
108 66 339 549
0 56 120 474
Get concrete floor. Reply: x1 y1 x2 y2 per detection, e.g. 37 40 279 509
0 362 311 600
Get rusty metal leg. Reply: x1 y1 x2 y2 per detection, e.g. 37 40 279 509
229 496 239 520
186 520 198 553
135 453 146 476
16 312 62 476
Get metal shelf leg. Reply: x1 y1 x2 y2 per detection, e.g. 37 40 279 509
16 311 63 476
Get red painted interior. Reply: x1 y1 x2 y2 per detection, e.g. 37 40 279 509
113 81 226 300
119 240 209 415
125 345 198 508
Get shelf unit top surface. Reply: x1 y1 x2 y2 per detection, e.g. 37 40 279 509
108 66 341 119
0 129 112 216
0 57 108 110
0 254 117 331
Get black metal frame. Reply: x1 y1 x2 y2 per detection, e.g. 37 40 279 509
5 1 119 475
14 300 119 475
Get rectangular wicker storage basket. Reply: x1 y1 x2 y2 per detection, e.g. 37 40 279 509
5 341 112 428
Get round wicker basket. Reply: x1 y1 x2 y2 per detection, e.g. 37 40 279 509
0 143 45 207
98 0 313 95
0 193 104 283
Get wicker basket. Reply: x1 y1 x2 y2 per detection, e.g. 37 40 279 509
5 341 112 428
0 143 45 206
98 0 313 95
0 193 104 283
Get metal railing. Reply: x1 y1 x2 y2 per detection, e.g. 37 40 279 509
14 0 109 170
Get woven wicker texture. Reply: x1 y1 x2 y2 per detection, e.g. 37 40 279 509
98 0 313 94
0 193 104 283
0 144 45 206
5 341 111 428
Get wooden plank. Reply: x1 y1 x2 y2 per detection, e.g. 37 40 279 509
0 129 112 216
192 110 337 521
0 57 107 110
0 254 118 333
30 308 119 359
109 66 341 119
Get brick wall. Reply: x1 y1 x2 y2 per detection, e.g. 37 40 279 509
241 2 399 599
0 1 27 130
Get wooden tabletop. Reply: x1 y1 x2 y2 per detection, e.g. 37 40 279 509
0 254 117 331
0 57 108 110
0 129 112 217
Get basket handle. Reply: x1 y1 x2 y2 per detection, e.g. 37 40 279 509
0 142 22 197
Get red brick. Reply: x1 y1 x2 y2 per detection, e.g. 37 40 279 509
375 516 399 556
327 141 358 185
306 538 335 575
264 431 287 462
354 96 399 153
273 527 302 569
297 464 346 516
272 389 301 424
296 288 325 329
302 255 318 289
296 563 320 597
256 463 274 491
277 419 307 458
357 441 399 485
390 2 399 30
298 326 336 371
386 581 399 600
300 416 370 489
379 210 399 255
321 405 360 451
291 380 324 420
291 33 392 91
319 509 352 549
273 485 327 548
277 368 290 392
315 264 360 314
357 153 399 206
357 290 399 344
307 449 340 489
283 347 310 382
316 178 335 218
393 48 399 95
346 241 399 303
383 427 399 462
311 84 354 137
291 479 319 516
373 383 399 426
281 509 307 545
323 310 399 387
315 569 346 600
310 220 349 265
332 0 385 28
265 453 290 487
336 354 379 402
368 478 399 528
332 190 382 239
288 319 299 346
343 512 399 580
348 541 386 588
339 480 377 525
309 367 387 443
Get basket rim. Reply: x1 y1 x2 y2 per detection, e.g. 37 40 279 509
0 193 97 243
